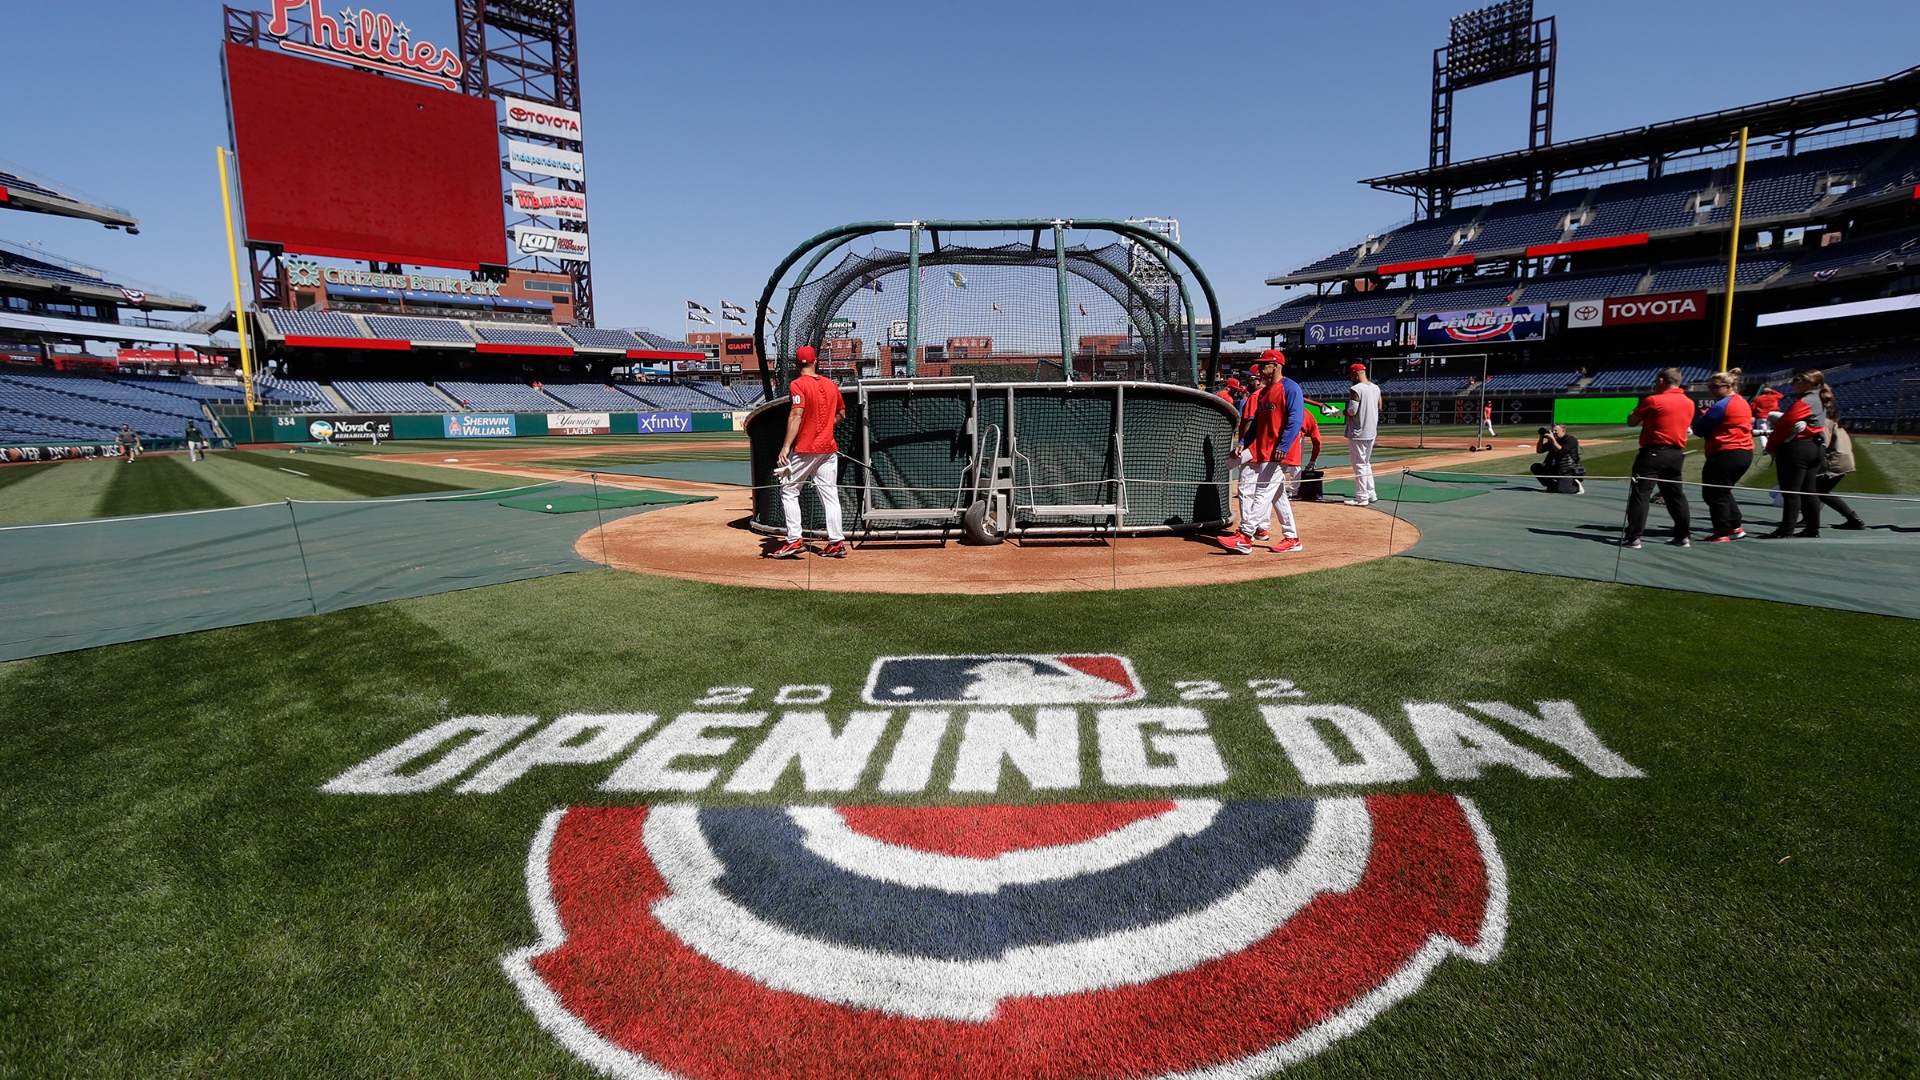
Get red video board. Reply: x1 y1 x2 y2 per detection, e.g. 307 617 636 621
223 42 505 270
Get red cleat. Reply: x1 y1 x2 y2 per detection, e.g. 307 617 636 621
1221 533 1255 555
1271 537 1305 553
1254 528 1270 541
769 539 808 559
821 540 849 558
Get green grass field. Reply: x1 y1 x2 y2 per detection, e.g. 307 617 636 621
2 430 1916 1079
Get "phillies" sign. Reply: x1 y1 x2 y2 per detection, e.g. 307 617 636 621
1568 290 1708 329
266 0 464 91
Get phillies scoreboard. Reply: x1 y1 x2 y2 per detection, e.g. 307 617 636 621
224 1 593 277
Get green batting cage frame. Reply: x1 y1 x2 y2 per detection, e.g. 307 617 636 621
746 219 1235 543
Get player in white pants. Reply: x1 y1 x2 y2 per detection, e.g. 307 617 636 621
1344 362 1381 505
772 345 849 558
1223 350 1303 553
779 451 843 546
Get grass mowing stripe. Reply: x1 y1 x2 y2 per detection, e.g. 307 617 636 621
0 464 48 494
223 451 477 498
93 455 241 517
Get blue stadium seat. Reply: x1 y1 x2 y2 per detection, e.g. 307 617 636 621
266 310 363 338
1513 272 1646 304
562 327 642 349
330 380 454 412
542 383 640 411
1403 283 1523 314
362 316 476 344
470 326 574 349
1649 258 1784 293
436 382 557 411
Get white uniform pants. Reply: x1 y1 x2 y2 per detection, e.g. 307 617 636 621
1237 460 1296 540
1479 417 1497 437
187 439 204 462
1347 437 1376 501
780 451 844 542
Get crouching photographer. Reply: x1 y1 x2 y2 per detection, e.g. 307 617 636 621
1531 424 1585 493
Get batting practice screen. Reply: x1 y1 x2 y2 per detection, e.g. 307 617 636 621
222 42 506 270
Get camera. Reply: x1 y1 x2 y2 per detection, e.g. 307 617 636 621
1537 426 1551 436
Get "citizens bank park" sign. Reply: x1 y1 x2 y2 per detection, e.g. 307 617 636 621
320 651 1644 1080
284 261 503 297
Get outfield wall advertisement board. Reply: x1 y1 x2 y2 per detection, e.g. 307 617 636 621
547 412 611 436
1553 396 1640 425
307 416 392 443
1416 305 1546 347
500 96 583 138
508 184 587 223
1303 316 1397 346
634 412 693 434
444 414 517 438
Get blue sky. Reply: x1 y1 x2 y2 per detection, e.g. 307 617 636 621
2 1 1917 336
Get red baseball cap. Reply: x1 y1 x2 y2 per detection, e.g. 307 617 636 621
796 345 817 363
1348 362 1367 372
1258 349 1286 366
1225 377 1242 389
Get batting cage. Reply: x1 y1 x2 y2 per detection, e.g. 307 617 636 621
747 220 1234 543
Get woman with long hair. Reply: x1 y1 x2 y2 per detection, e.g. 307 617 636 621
1763 370 1829 538
1692 368 1754 541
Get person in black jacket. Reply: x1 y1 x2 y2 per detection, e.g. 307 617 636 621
1530 424 1583 493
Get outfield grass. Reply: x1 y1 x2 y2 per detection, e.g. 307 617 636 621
0 560 1914 1078
0 450 486 524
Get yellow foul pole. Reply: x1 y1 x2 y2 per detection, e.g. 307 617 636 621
1716 126 1749 373
217 147 258 412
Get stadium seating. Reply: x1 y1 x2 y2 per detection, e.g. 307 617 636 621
470 326 573 349
1458 192 1587 254
0 372 204 439
1482 371 1581 392
1403 283 1523 314
623 384 728 411
258 378 333 411
1302 290 1413 320
1826 136 1920 210
541 383 640 410
1359 208 1479 267
1584 365 1711 391
330 380 455 412
1774 226 1920 286
687 382 742 407
1294 379 1350 399
0 246 126 291
632 331 701 352
1513 271 1647 304
1287 244 1366 277
435 382 557 411
1376 373 1469 394
562 327 642 349
265 310 363 338
362 316 477 344
1703 142 1887 223
1649 257 1785 293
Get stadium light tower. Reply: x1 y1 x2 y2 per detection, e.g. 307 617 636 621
457 0 595 327
1429 0 1557 217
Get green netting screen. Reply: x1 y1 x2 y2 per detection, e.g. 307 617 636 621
748 382 1234 538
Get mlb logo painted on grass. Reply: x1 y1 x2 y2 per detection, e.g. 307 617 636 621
506 795 1505 1080
863 653 1145 705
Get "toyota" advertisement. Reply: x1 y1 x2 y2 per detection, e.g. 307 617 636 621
1567 291 1707 329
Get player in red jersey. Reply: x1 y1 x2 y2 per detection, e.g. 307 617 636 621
1223 350 1306 554
772 346 848 559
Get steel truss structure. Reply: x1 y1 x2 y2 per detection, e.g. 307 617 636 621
457 0 594 326
1428 0 1557 217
